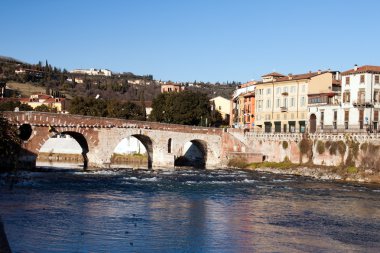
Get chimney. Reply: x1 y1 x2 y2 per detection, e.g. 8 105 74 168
288 73 293 80
354 64 358 71
317 69 321 74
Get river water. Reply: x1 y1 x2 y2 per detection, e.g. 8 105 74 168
1 166 380 253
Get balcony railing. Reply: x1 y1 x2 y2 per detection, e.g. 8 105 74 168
280 106 288 112
353 100 374 107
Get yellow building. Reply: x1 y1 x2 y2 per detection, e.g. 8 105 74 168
210 96 231 121
20 94 66 112
255 71 338 133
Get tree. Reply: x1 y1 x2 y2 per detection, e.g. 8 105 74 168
150 91 216 126
0 114 21 171
68 96 145 120
0 101 32 112
34 104 52 112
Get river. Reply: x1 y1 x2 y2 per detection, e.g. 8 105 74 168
1 166 380 252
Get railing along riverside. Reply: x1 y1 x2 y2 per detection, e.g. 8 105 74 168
243 131 380 142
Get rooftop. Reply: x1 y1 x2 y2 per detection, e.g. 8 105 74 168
341 65 380 75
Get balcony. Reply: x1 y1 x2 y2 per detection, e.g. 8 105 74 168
353 100 374 108
280 106 288 112
281 92 289 96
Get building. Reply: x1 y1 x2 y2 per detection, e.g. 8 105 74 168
70 68 112 77
255 71 338 133
161 83 185 93
307 71 341 133
230 81 256 128
339 65 380 132
210 96 231 122
20 93 66 112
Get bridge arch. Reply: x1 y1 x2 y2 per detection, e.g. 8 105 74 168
38 131 90 169
174 139 207 168
110 134 153 169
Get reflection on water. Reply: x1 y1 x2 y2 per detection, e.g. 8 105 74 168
1 166 380 252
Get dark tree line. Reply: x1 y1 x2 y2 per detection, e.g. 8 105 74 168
149 91 223 126
68 96 146 120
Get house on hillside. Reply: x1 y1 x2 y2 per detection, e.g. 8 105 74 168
20 93 66 112
161 83 185 93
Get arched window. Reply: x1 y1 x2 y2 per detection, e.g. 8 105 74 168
168 138 172 153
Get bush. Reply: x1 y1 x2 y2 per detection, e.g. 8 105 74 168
360 142 368 152
316 141 325 154
337 141 346 156
325 141 332 149
329 142 338 155
248 161 294 170
227 158 248 168
347 166 358 174
282 141 288 150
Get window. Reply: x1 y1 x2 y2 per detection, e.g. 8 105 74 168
290 86 296 93
290 97 295 107
360 75 365 83
283 98 288 107
267 88 271 95
266 99 271 108
374 90 380 103
333 110 338 130
359 110 364 129
375 111 379 121
276 98 280 108
168 138 172 153
376 75 380 84
276 87 280 94
301 85 306 92
291 113 294 119
345 76 350 85
344 110 349 122
283 87 288 93
343 91 350 103
300 96 305 106
218 106 222 110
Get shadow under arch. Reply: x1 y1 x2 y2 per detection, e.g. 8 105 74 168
59 131 89 169
131 134 153 169
175 139 207 168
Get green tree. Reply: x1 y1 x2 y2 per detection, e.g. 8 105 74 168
150 91 215 126
34 104 52 112
0 114 21 171
0 101 33 112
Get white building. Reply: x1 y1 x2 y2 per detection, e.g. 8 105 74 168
340 65 380 132
70 68 112 76
309 65 380 133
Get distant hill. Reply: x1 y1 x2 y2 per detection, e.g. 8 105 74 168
0 55 237 102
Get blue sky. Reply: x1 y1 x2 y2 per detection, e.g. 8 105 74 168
1 0 379 83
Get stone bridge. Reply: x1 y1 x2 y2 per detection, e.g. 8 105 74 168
2 112 251 169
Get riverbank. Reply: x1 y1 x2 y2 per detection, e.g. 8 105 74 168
245 165 380 184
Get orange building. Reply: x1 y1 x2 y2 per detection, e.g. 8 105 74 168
243 91 255 129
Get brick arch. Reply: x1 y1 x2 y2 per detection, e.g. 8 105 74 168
36 129 91 169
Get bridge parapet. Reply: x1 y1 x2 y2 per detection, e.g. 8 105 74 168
2 111 223 135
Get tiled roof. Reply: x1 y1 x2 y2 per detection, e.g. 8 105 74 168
341 65 380 75
261 72 285 77
257 71 327 84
